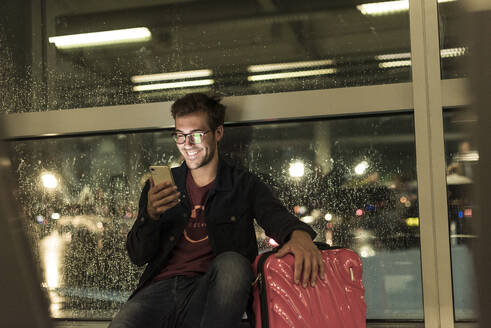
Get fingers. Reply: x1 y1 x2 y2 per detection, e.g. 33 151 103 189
152 191 180 208
150 181 175 194
291 249 324 288
155 199 181 213
274 245 290 258
302 255 311 288
310 256 318 287
147 181 181 220
319 253 326 280
293 253 303 285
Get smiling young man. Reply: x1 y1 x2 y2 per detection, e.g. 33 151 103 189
110 93 324 328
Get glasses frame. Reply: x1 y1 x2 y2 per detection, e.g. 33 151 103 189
172 130 210 144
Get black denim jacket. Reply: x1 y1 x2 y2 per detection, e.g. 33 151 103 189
126 159 316 298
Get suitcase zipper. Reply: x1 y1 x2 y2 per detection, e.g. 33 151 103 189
256 251 274 328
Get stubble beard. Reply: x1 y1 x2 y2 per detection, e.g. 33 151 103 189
185 143 216 170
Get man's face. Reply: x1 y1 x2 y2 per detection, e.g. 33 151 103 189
174 111 222 170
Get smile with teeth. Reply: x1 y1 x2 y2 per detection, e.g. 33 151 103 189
186 150 200 160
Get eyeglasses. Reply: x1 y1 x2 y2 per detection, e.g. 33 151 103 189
172 130 210 144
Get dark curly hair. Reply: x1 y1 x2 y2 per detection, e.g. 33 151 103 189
171 93 226 131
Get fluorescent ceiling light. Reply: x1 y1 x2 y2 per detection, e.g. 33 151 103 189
379 60 412 68
357 0 456 16
248 59 334 73
440 47 467 58
131 69 213 83
376 47 466 62
248 68 336 82
49 27 151 49
133 79 214 92
375 52 411 61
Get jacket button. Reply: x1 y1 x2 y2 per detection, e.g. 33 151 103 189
230 216 237 222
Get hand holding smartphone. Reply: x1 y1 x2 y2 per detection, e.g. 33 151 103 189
146 166 179 220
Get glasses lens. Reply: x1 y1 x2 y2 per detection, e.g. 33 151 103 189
191 133 202 144
173 134 185 144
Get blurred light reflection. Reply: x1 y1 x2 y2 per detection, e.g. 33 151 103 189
41 231 64 289
41 172 58 189
289 161 305 178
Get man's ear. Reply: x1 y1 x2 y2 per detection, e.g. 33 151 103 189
215 125 224 142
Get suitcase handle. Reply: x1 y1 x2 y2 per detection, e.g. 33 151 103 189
271 241 342 252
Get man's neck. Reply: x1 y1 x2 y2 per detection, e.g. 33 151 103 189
190 155 219 187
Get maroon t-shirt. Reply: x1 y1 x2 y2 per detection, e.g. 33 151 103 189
153 172 215 282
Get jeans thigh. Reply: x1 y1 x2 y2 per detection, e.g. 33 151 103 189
179 252 253 328
109 279 178 328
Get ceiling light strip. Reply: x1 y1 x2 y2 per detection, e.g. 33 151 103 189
131 69 213 83
248 68 336 82
132 79 214 92
248 59 334 73
379 60 412 68
48 27 151 49
357 0 456 16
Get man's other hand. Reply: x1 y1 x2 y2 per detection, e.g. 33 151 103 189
275 230 325 288
146 178 181 220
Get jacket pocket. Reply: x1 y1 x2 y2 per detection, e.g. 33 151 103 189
209 209 252 254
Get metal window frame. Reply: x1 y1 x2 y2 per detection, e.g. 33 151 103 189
0 0 472 327
410 0 454 325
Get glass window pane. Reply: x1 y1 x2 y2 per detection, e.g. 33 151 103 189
9 113 423 320
438 0 469 79
2 0 411 112
443 108 478 321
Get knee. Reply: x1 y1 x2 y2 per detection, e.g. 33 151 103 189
211 252 253 289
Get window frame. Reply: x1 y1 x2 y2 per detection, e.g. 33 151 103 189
0 0 473 327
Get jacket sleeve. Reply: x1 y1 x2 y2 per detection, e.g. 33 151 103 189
251 175 316 245
126 180 164 266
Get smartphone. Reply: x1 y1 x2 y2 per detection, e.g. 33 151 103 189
149 165 175 186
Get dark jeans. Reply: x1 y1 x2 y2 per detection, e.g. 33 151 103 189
109 252 254 328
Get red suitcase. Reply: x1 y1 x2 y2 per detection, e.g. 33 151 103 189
252 244 366 328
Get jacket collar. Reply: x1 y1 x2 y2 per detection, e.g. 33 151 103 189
173 157 233 192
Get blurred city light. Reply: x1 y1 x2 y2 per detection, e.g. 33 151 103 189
301 215 315 224
406 217 419 227
41 172 58 189
356 209 364 217
359 245 376 258
289 161 305 178
324 213 333 221
41 231 63 288
294 205 308 215
354 161 369 175
51 213 60 220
